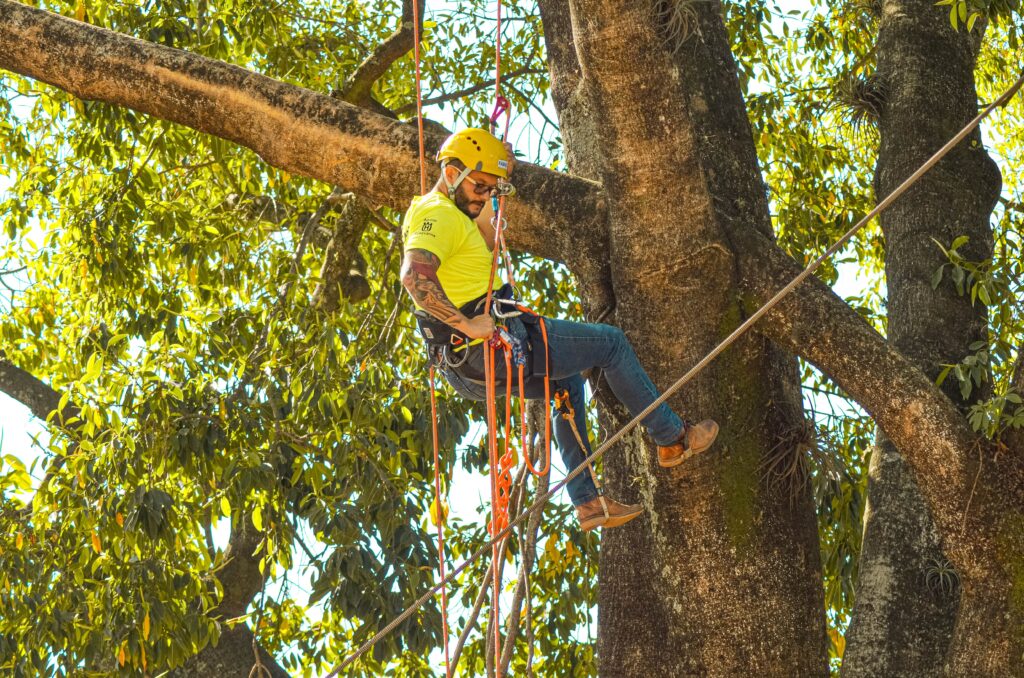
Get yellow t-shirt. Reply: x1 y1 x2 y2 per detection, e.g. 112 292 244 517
402 192 501 309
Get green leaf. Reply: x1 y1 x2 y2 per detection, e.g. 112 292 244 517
84 352 102 382
252 505 263 531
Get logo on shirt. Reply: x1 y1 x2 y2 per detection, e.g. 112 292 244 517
420 219 434 232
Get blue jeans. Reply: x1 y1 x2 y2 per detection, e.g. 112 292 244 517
539 318 685 505
441 318 685 506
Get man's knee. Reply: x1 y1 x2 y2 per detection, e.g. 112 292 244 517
596 323 625 340
596 323 628 358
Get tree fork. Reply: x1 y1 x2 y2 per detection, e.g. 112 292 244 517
731 222 1024 673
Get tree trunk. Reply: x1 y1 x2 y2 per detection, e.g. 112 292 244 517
549 0 826 673
843 1 1001 673
843 437 958 676
168 625 290 678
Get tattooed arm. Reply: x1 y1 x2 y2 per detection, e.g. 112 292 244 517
401 248 495 339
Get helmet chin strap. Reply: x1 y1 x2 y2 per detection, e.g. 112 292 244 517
440 160 473 201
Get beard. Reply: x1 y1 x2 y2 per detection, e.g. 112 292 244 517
453 186 485 218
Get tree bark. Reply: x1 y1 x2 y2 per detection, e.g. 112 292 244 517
167 624 290 678
843 1 1001 674
559 0 825 674
843 437 958 676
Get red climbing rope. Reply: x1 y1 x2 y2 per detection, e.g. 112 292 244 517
495 0 503 100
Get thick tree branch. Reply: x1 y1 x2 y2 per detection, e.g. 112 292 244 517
0 354 79 425
536 0 601 186
728 224 987 560
535 0 582 125
0 0 604 270
212 518 267 620
313 193 373 308
0 354 82 500
336 0 423 107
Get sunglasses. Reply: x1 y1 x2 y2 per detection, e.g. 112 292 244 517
462 175 500 196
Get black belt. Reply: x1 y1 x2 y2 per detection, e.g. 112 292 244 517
413 284 547 380
413 284 515 347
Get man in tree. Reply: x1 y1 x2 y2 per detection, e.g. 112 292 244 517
400 128 720 531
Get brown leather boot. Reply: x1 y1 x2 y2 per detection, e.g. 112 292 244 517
575 496 643 532
657 419 719 468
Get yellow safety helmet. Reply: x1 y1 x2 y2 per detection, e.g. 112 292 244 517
436 128 510 178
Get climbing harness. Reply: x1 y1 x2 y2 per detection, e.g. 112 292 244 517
325 67 1024 677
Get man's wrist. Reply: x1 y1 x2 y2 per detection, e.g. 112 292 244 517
450 312 471 332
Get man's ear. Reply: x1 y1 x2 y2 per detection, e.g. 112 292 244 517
440 164 455 184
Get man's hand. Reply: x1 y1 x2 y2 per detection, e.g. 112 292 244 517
460 314 495 340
